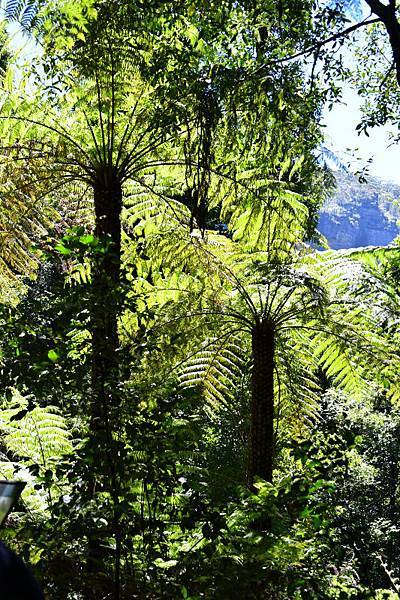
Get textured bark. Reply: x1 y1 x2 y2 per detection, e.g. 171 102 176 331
248 321 275 487
86 169 123 600
91 171 122 425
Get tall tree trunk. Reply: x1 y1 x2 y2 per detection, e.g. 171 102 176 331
91 169 122 424
248 320 275 488
86 168 122 600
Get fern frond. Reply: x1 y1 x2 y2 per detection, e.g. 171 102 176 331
4 0 37 27
0 389 73 469
313 329 365 395
178 331 247 418
275 332 321 438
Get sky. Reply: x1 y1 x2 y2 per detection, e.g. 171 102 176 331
322 0 400 185
324 87 400 184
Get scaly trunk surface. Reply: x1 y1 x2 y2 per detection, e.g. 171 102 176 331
91 171 122 424
248 321 275 487
87 169 122 600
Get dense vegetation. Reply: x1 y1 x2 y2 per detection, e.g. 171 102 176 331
0 0 400 598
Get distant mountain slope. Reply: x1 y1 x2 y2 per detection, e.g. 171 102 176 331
318 171 400 249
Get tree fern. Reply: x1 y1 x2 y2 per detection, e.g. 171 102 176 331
138 231 400 485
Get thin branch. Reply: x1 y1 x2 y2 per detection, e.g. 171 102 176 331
254 17 381 74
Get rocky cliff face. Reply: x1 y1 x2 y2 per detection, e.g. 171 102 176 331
318 171 400 249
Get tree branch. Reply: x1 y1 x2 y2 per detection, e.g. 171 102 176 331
255 16 380 73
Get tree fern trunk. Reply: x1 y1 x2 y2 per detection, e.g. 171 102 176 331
87 169 122 600
248 321 275 487
91 170 122 424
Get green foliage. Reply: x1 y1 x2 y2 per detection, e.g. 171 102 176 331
0 388 72 468
0 1 398 599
